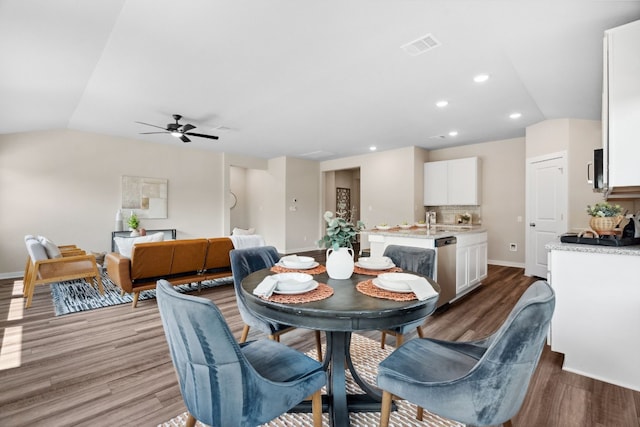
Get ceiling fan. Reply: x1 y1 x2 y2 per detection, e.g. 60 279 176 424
136 114 219 143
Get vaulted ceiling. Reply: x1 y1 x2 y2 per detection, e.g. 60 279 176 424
1 1 639 160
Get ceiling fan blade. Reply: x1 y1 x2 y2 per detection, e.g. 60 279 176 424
180 135 191 143
185 132 219 140
139 131 169 134
135 121 168 130
182 123 196 132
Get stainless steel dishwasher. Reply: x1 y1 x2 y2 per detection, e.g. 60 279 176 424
434 236 457 307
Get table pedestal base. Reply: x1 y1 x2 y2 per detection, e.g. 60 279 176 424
292 331 395 426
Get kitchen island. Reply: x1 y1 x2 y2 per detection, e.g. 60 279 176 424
546 241 640 392
366 226 488 304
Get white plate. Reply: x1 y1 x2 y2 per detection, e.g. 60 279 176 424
398 224 412 229
376 225 391 230
415 222 427 227
273 281 319 295
280 255 316 269
271 272 314 292
372 278 413 293
277 260 320 270
377 272 420 291
356 261 396 270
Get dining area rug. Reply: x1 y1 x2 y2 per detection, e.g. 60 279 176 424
159 334 464 427
49 272 233 316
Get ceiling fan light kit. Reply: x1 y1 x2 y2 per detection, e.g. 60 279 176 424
136 114 219 143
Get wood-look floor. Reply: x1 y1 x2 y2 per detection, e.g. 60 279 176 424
1 256 639 427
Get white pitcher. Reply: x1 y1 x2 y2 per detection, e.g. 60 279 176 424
325 247 355 279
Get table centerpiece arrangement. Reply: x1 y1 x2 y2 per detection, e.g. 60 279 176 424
318 211 364 279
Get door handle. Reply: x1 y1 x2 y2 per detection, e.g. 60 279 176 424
529 223 536 227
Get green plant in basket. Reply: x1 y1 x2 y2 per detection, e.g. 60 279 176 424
586 202 623 217
318 211 365 250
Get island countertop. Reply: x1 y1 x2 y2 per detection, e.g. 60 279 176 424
364 225 486 239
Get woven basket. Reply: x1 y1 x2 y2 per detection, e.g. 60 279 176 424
589 215 623 233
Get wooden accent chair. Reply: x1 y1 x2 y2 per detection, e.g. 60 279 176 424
156 280 325 427
377 280 555 427
23 235 103 308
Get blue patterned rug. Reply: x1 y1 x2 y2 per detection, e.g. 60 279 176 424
50 272 233 316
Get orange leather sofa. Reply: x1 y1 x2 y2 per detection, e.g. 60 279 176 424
105 237 234 307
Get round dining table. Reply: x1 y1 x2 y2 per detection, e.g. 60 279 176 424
241 267 440 427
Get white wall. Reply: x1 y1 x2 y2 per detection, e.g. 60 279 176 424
429 138 526 267
0 129 227 276
321 146 425 229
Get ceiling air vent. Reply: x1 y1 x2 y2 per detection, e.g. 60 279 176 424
401 33 441 56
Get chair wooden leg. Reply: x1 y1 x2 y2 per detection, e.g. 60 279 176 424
311 390 323 427
380 390 393 427
314 330 323 361
240 324 250 343
503 419 514 427
24 276 36 308
416 325 424 338
131 291 140 308
396 333 404 348
380 331 387 349
416 406 424 421
185 413 197 427
120 289 125 296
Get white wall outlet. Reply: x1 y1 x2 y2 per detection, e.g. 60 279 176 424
509 243 517 251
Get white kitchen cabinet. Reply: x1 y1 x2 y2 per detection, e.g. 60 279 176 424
424 157 480 206
455 231 487 295
603 20 640 192
548 244 640 392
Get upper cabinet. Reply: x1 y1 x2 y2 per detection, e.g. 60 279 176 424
424 157 480 206
603 20 640 195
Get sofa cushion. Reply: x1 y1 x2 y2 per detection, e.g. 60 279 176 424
114 232 164 258
37 236 62 259
26 237 48 262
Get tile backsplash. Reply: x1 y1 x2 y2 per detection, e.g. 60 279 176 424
426 206 482 225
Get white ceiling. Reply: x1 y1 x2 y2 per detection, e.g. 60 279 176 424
1 0 639 160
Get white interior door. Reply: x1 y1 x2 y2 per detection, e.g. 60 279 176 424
525 152 567 278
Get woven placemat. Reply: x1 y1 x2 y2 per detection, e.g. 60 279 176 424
270 265 327 275
263 283 333 304
356 279 417 302
353 265 402 276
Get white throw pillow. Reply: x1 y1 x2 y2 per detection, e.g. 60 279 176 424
36 236 62 259
114 232 164 258
232 227 255 235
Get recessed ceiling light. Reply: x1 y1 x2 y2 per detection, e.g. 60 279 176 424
473 74 490 83
369 146 377 151
436 100 449 108
448 131 458 137
509 112 522 119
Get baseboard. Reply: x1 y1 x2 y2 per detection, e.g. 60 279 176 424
0 272 22 280
488 259 525 269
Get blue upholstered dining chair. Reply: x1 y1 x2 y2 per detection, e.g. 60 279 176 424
376 280 555 427
379 245 436 348
230 246 323 360
156 279 326 427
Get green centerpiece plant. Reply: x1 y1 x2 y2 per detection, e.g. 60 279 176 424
318 211 364 250
586 202 623 217
318 211 365 279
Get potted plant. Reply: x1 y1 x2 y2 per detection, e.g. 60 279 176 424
127 211 140 236
318 211 364 279
586 202 624 234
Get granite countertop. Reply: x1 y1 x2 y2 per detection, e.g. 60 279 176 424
364 224 486 239
546 241 640 256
